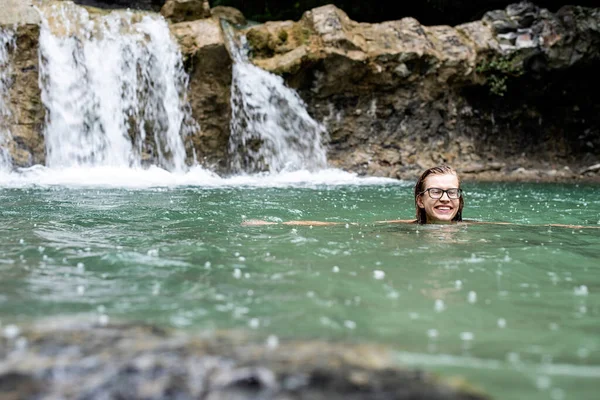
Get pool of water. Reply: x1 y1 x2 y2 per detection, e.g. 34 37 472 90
1 177 599 400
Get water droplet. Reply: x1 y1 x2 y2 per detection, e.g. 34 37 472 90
204 261 211 269
577 347 590 359
373 270 385 280
459 332 474 341
344 320 356 329
238 256 246 262
434 299 445 312
427 329 439 338
147 248 159 257
468 291 477 304
233 269 242 279
77 262 85 271
248 318 260 328
266 335 279 349
574 285 588 296
76 285 85 295
497 318 506 328
455 280 462 289
98 314 109 326
506 352 520 363
152 283 161 295
332 266 340 273
19 239 24 244
409 312 419 320
3 324 20 339
535 375 551 390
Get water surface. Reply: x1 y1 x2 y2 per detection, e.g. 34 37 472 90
1 177 599 400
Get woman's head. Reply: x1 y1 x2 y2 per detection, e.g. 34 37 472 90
414 165 464 224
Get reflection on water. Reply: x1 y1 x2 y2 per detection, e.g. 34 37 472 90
0 182 599 400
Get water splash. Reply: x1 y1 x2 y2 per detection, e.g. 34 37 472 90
38 3 195 171
0 28 15 170
225 23 328 173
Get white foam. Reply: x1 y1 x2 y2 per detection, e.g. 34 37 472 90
0 165 402 189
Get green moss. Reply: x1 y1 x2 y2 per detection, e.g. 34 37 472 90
476 55 523 96
278 29 288 43
245 29 275 58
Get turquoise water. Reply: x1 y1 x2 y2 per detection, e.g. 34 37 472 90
1 180 599 400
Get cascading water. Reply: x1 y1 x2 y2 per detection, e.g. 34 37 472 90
225 23 328 174
38 2 195 172
0 28 15 170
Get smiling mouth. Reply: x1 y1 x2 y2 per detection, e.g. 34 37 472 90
435 206 454 213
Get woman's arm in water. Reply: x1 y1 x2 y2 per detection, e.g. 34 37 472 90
241 219 344 226
466 220 600 229
374 219 417 224
242 219 600 229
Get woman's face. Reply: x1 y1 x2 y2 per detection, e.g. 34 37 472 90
416 173 461 223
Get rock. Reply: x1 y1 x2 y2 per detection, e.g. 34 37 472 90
238 3 600 182
0 321 491 400
580 163 600 174
211 5 246 27
170 18 233 173
1 3 45 168
0 0 40 26
161 0 211 23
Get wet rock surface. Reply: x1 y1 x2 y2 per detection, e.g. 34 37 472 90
161 0 211 23
242 2 600 182
0 16 45 168
0 321 489 400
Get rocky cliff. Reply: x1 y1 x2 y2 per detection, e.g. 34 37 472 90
239 2 600 181
1 0 599 181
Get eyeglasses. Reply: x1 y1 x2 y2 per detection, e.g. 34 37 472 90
420 188 462 199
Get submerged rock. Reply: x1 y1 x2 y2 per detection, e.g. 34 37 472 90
0 321 490 400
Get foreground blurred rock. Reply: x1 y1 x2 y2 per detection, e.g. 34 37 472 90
0 322 489 400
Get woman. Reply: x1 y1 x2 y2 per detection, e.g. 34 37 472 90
243 165 463 226
382 164 463 225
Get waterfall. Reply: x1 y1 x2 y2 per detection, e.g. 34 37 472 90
0 28 15 170
38 3 194 172
225 24 328 173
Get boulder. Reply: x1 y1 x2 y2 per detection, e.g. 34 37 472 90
171 17 233 172
0 0 40 25
1 1 45 168
161 0 211 23
211 5 246 27
0 321 491 400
